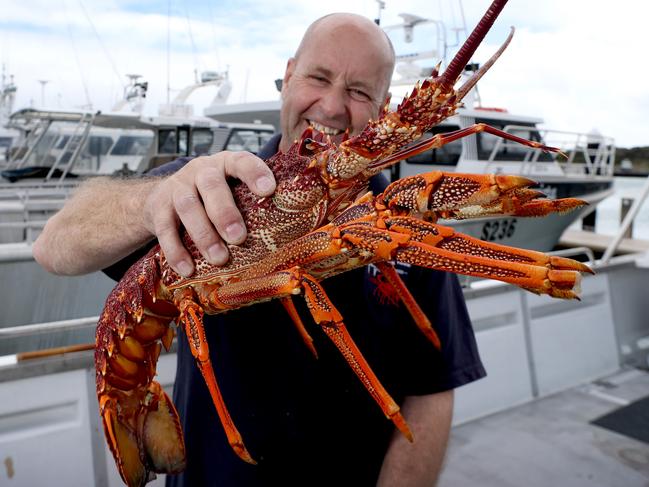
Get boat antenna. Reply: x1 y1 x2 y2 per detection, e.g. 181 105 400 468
182 0 201 82
77 0 124 89
166 0 171 104
375 0 386 25
205 0 222 69
63 0 92 109
457 0 468 33
37 80 49 106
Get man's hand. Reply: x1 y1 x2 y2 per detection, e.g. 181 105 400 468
144 152 276 276
33 151 276 277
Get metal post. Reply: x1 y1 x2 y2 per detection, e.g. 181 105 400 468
582 208 597 232
620 198 634 239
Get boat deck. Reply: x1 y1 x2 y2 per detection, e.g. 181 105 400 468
440 367 649 486
560 229 649 254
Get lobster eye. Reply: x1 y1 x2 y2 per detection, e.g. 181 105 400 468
298 137 329 157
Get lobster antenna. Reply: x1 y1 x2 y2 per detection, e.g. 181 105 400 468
439 0 508 91
456 26 514 101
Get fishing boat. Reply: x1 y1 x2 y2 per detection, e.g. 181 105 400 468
0 107 274 244
0 68 18 163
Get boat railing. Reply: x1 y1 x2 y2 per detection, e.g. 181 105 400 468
0 185 72 244
487 125 615 177
601 175 649 264
4 111 96 185
0 220 48 244
0 315 98 365
548 246 596 267
0 315 99 339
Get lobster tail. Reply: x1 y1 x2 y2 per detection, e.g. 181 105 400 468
100 384 185 487
96 249 186 486
439 0 509 91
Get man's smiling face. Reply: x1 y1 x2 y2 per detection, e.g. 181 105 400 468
278 14 394 152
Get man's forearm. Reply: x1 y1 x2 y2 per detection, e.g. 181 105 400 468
377 390 454 487
33 177 159 275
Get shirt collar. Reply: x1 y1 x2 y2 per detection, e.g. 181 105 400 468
258 133 282 160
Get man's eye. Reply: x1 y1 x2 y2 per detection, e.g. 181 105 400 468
349 89 371 101
310 75 328 84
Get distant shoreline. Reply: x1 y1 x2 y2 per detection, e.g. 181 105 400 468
613 171 649 178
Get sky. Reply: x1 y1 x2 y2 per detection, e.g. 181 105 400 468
1 0 647 148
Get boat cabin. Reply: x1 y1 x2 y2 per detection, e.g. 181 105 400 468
1 108 275 183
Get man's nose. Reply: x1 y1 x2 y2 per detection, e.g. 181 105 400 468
319 86 349 122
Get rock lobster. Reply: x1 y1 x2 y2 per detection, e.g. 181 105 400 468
95 0 592 485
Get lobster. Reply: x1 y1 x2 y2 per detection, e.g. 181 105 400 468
95 0 592 485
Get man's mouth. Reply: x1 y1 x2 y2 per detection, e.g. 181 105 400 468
307 120 344 136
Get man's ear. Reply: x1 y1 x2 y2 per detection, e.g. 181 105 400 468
281 58 296 96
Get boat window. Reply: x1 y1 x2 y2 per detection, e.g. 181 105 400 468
0 137 12 149
158 129 177 154
225 129 274 155
191 129 213 155
85 136 114 156
55 135 70 150
178 128 189 155
111 135 153 156
476 119 553 161
404 125 462 166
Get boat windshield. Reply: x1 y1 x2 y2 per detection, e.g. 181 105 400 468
225 129 274 155
476 118 552 162
110 135 154 156
404 125 462 166
0 136 12 149
191 128 214 155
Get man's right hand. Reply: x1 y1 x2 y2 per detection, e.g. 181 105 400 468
33 151 276 277
144 152 276 277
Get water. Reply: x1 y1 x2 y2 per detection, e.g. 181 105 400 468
583 176 649 240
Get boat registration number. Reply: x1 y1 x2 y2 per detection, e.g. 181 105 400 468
480 218 517 242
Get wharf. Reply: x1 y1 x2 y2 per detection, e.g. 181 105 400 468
559 229 649 254
440 368 649 487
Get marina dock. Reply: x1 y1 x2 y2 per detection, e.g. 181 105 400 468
441 368 649 486
560 229 649 254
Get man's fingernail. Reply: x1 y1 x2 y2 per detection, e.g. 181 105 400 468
177 261 193 277
226 222 245 242
208 244 228 264
256 176 274 194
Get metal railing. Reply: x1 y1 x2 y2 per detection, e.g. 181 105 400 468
602 175 649 264
0 316 99 338
549 246 596 268
486 126 616 177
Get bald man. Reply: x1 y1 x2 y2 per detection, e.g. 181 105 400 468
35 13 484 487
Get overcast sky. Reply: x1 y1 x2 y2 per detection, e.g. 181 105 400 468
1 0 647 147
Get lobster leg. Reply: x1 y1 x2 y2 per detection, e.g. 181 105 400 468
299 273 413 441
339 222 589 299
378 171 586 220
280 297 319 358
374 261 442 350
384 216 593 276
173 287 256 465
210 269 413 442
369 123 562 173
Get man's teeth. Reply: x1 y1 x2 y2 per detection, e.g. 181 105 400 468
308 121 342 136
